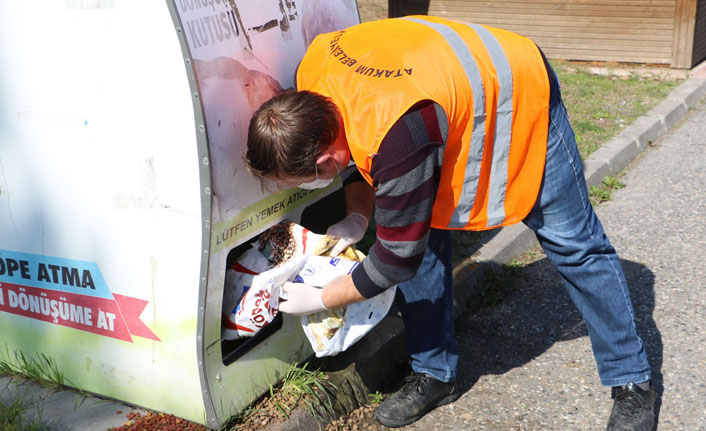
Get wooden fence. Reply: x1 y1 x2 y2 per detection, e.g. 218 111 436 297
388 0 706 68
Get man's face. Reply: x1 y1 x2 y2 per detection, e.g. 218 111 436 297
265 153 339 190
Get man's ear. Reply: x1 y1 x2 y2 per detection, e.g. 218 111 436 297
315 152 333 166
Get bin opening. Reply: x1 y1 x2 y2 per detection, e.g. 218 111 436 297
220 189 346 365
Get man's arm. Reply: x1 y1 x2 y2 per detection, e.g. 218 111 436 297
348 101 447 299
321 274 364 309
325 101 447 306
343 179 375 220
319 179 373 308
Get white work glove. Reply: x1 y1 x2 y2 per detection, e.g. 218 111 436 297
326 213 369 257
278 282 328 316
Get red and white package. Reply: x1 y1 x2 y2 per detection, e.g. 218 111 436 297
222 253 306 339
222 247 271 340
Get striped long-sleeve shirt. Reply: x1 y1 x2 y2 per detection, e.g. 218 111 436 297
350 100 449 298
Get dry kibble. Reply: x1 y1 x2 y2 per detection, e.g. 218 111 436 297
258 221 298 265
107 411 208 431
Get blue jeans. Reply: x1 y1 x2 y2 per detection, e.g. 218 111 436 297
397 88 651 387
397 228 457 383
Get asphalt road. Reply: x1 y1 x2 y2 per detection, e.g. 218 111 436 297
394 99 706 430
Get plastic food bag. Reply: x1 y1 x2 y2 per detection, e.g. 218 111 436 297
221 220 319 340
236 255 307 336
221 248 305 340
258 221 396 356
222 247 271 340
296 255 396 357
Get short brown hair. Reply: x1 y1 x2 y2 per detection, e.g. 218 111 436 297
245 90 339 179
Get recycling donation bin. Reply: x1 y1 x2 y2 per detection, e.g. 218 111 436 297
0 0 360 427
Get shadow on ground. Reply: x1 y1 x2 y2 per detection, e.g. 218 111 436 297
451 257 663 427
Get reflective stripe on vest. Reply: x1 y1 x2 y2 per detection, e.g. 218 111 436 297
404 17 514 229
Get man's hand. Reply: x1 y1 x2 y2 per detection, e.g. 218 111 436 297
278 282 328 316
326 213 368 256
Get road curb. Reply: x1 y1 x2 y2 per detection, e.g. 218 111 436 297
272 75 706 431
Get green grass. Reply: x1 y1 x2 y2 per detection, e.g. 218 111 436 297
276 361 336 420
368 391 384 405
589 175 626 206
0 349 85 430
0 349 74 389
508 249 539 268
225 361 336 429
0 383 50 431
553 61 683 158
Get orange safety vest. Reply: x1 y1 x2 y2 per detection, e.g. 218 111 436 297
297 16 550 230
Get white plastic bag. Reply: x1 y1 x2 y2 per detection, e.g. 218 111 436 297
296 255 396 357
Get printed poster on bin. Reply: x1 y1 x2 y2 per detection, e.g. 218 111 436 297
177 0 359 253
0 250 160 343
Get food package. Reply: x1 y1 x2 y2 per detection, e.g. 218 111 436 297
222 220 331 340
257 221 361 265
296 255 396 357
258 221 396 356
221 220 321 340
222 247 271 340
221 247 305 340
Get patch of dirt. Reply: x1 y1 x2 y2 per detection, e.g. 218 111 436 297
226 387 318 430
325 404 390 431
222 377 394 431
229 397 391 431
356 0 388 22
108 391 317 431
